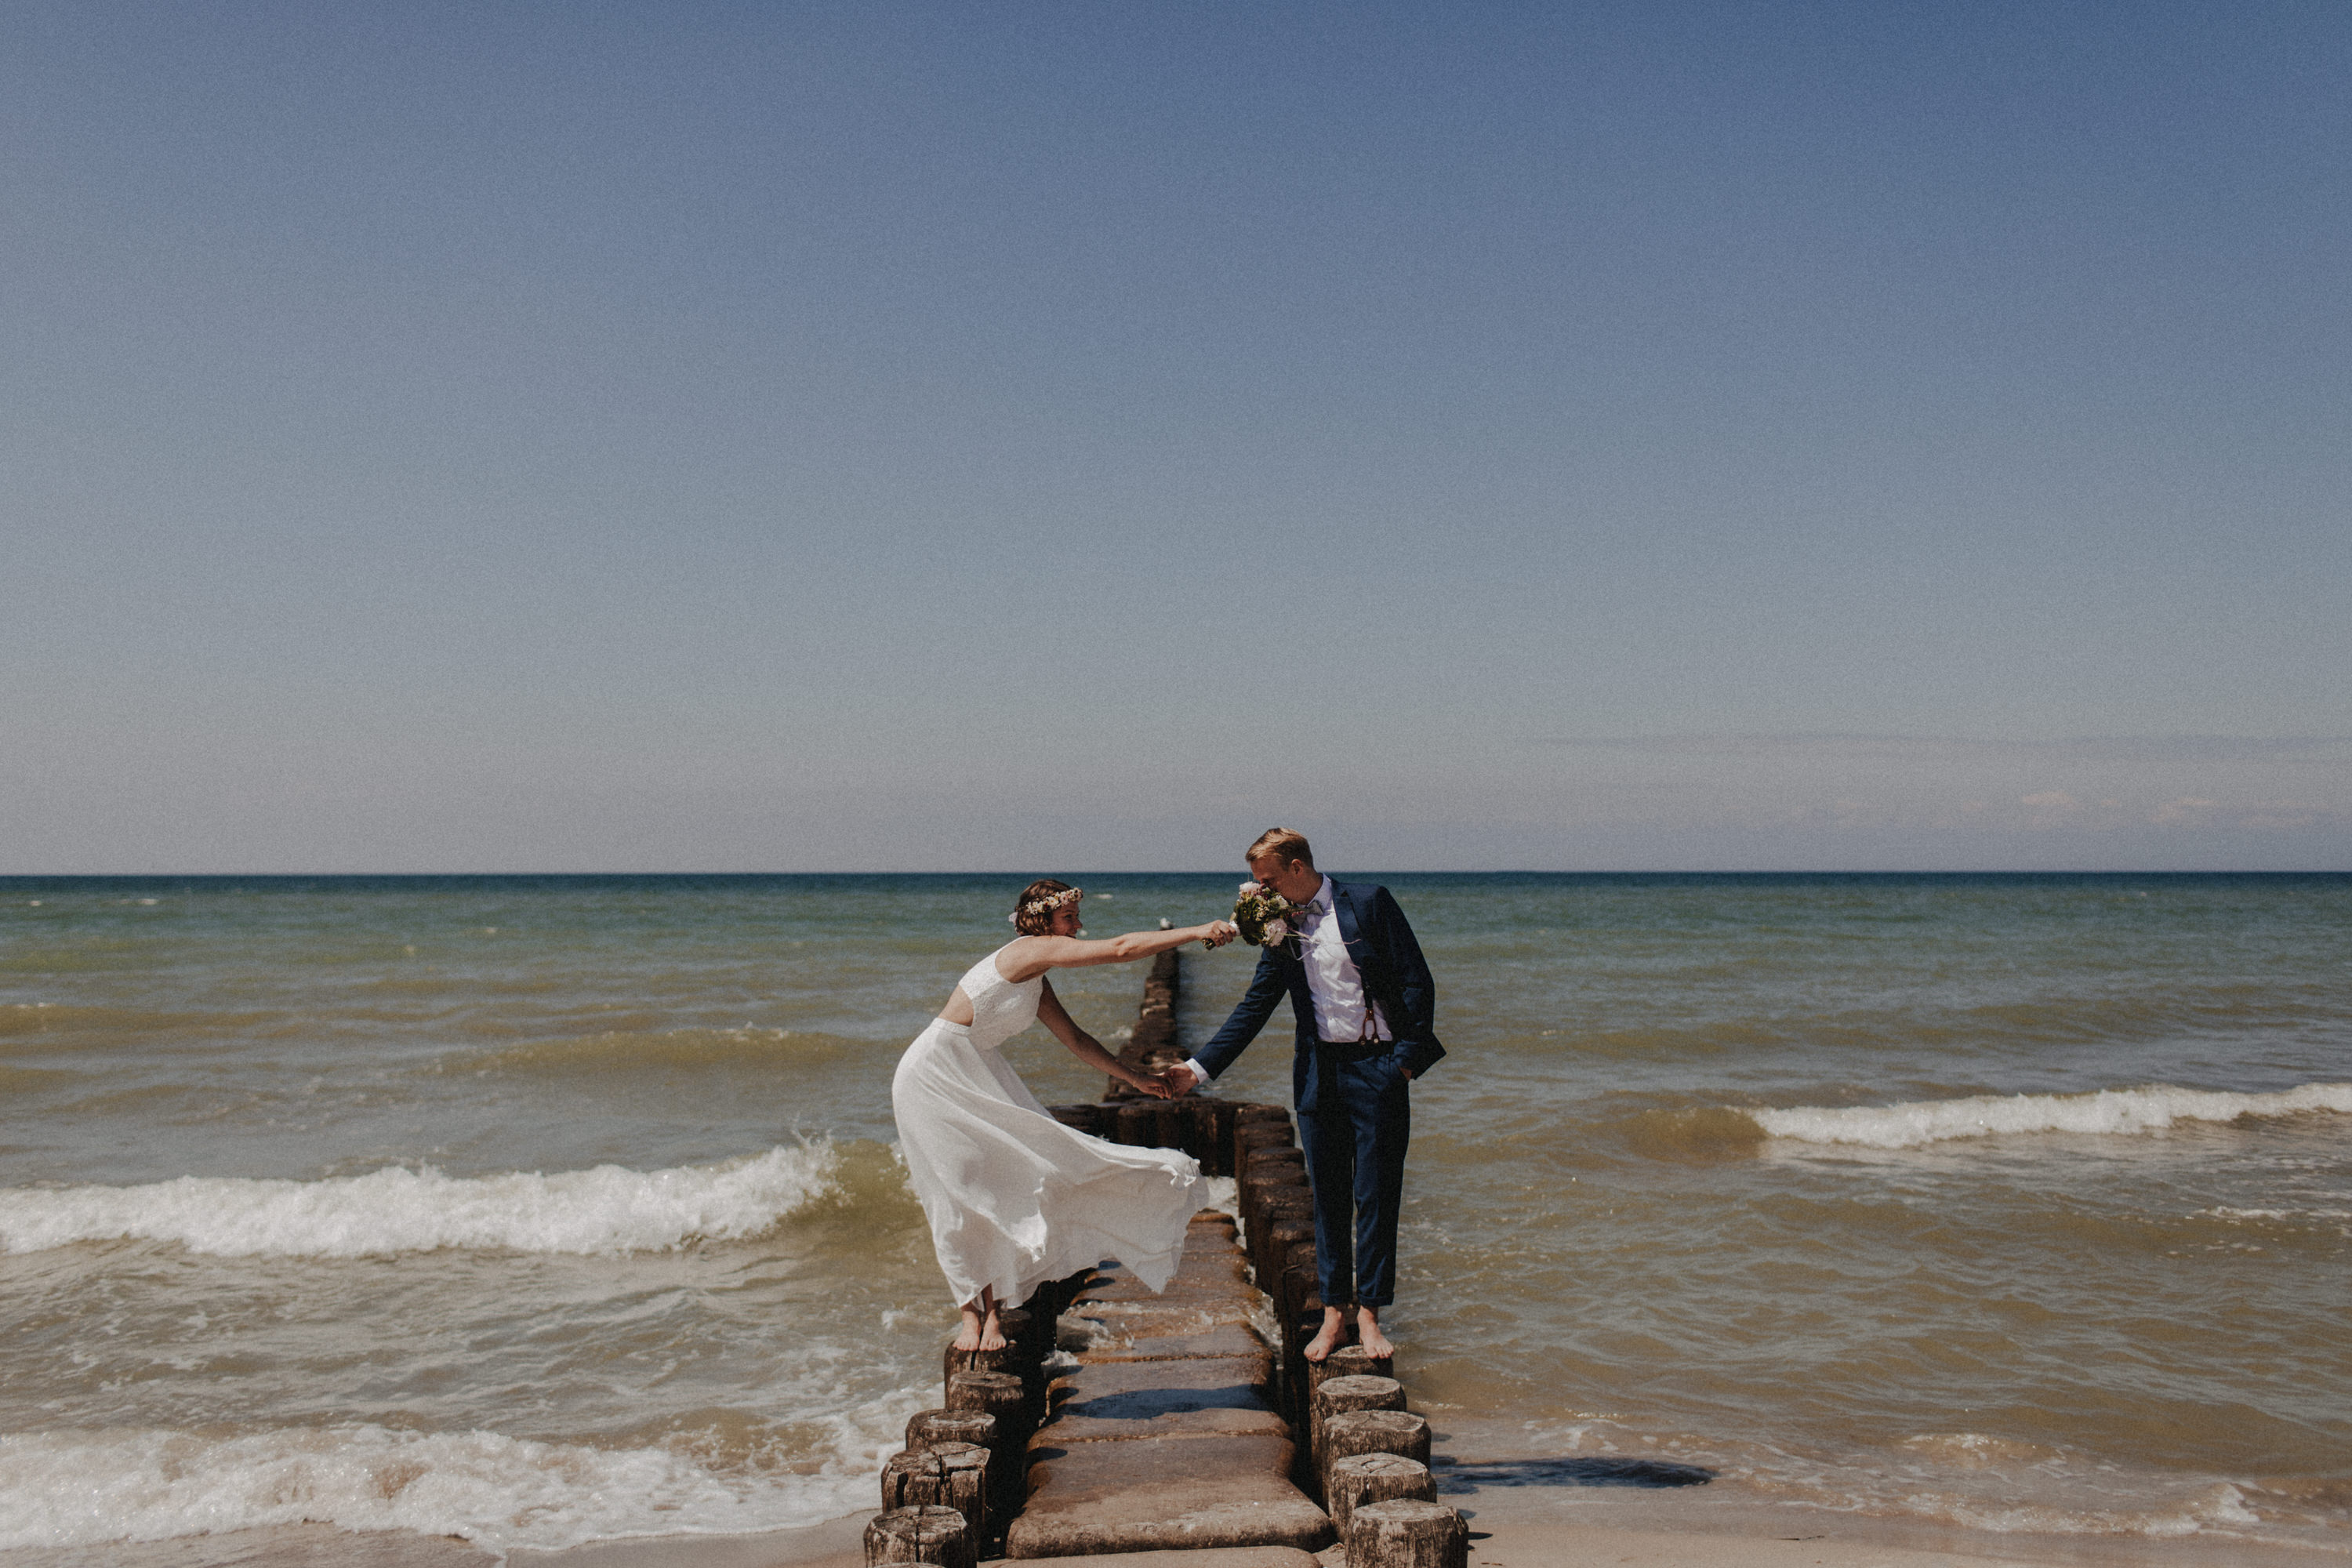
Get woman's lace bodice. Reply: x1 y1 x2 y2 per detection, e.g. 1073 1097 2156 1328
956 945 1042 1051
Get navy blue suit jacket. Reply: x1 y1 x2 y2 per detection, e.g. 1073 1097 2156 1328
1195 878 1445 1098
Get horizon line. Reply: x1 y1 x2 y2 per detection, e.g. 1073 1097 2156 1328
5 869 2349 880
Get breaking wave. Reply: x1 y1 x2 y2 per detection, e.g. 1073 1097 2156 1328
0 1417 904 1554
0 1141 869 1258
1751 1081 2352 1149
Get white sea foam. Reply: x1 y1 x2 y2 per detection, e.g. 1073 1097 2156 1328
1202 1174 1240 1218
1752 1081 2352 1149
0 1142 844 1258
0 1414 908 1555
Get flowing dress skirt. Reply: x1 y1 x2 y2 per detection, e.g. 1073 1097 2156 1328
892 1018 1203 1308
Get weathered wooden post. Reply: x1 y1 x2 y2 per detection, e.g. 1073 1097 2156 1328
946 1369 1030 1519
1240 1179 1293 1269
879 1443 990 1543
1047 1104 1113 1138
1323 1410 1432 1483
1243 1171 1311 1279
1004 1303 1058 1379
1312 1374 1406 1492
1259 1177 1314 1211
1265 1218 1316 1312
1027 1275 1069 1325
1243 1145 1307 1183
946 1369 1028 1431
1239 1138 1299 1223
1187 1098 1239 1174
1255 1189 1316 1295
1327 1453 1436 1535
1345 1498 1466 1568
1243 1148 1308 1221
1235 1102 1291 1136
1258 1182 1315 1225
1279 1239 1319 1345
905 1410 996 1454
941 1308 1034 1387
945 1308 1044 1425
1029 1269 1093 1323
996 1305 1042 1355
1235 1117 1294 1165
866 1505 975 1568
1279 1245 1322 1435
1115 1102 1156 1146
1163 1096 1204 1162
1307 1343 1396 1405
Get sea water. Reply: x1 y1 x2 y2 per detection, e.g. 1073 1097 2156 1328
2 873 2347 1554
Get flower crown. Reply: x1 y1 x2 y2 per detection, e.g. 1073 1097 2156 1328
1008 886 1083 924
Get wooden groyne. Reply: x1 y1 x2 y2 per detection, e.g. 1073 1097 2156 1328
869 953 1465 1568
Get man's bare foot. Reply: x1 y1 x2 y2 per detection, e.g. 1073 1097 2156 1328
1356 1307 1396 1360
978 1305 1007 1354
953 1305 985 1354
1302 1306 1348 1363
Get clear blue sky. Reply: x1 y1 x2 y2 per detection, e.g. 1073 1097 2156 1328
5 2 2347 871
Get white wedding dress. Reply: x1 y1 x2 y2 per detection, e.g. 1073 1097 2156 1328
892 944 1203 1308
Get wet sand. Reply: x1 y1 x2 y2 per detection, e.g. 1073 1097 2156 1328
1450 1483 2350 1568
10 1481 2346 1568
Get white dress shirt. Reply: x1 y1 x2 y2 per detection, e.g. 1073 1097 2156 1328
1187 873 1388 1085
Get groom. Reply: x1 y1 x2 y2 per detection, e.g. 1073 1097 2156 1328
1166 829 1443 1361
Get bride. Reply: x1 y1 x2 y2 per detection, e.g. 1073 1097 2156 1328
894 880 1237 1352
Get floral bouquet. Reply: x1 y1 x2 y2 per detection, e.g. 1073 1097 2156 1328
1231 880 1303 948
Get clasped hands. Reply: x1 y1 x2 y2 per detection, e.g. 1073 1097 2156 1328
1128 1062 1200 1098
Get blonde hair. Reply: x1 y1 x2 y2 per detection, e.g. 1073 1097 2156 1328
1246 828 1314 869
1011 878 1080 936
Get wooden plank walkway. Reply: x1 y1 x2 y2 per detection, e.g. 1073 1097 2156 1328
1005 1212 1330 1558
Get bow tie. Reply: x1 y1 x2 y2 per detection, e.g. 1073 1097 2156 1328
1302 899 1327 916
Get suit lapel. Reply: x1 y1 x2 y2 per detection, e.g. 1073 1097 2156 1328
1333 881 1374 974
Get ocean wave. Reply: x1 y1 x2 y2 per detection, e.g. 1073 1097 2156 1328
0 1002 282 1046
1751 1082 2352 1149
0 1415 906 1554
0 1142 868 1258
1617 1105 1770 1161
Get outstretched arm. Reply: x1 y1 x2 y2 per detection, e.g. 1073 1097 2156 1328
1036 979 1173 1098
1169 946 1290 1093
1000 921 1232 983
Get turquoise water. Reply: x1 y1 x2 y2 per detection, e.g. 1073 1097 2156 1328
2 873 2347 1552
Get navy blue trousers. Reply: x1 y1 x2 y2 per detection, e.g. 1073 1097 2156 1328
1296 1043 1411 1308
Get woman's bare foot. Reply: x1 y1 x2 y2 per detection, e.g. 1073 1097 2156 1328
1302 1305 1348 1363
1356 1305 1396 1359
954 1290 1010 1356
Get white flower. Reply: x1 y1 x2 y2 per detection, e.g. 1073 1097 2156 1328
1240 881 1261 895
1263 919 1288 942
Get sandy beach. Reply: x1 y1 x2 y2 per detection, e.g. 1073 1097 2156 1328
11 1488 2349 1568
